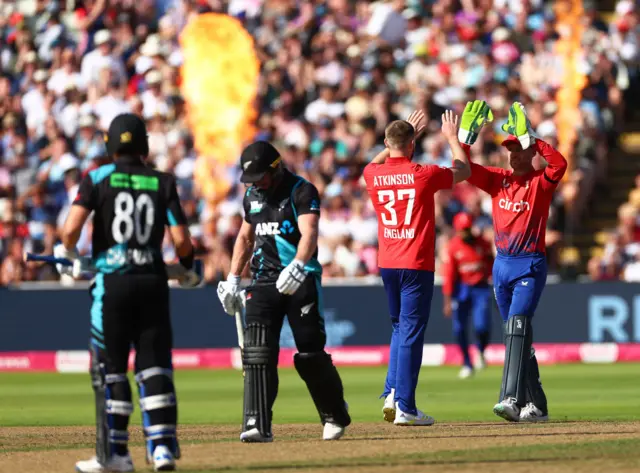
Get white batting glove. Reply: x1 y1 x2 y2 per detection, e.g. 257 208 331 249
53 244 79 278
276 259 307 295
217 274 242 315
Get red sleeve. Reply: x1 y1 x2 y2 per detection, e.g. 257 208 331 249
460 144 506 196
416 164 453 192
442 240 457 296
536 139 568 192
362 162 377 184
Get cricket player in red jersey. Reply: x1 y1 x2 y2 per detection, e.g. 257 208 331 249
363 109 471 426
457 100 567 423
442 212 494 380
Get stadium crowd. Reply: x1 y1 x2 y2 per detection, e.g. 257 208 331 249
0 0 637 286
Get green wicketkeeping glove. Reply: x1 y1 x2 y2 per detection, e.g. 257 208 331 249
458 100 494 145
501 101 537 150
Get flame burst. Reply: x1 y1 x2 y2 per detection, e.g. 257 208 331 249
554 0 587 176
180 14 260 204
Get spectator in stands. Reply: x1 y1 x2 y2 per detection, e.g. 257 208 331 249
0 0 635 287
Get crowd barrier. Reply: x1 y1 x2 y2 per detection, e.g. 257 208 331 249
1 282 639 371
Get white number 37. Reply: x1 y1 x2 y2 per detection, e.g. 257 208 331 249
377 189 415 226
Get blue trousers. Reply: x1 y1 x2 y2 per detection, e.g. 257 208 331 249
380 268 434 415
492 253 547 321
452 283 492 367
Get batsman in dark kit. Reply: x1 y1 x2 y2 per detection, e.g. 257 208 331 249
217 141 351 442
56 114 196 472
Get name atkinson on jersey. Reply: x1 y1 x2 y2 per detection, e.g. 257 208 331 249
373 174 415 187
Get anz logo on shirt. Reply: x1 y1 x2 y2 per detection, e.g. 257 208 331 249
255 220 295 236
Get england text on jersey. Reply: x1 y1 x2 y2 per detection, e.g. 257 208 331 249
383 228 415 239
363 158 453 271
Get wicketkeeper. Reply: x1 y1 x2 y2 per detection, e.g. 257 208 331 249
217 141 351 442
457 100 567 422
57 113 196 472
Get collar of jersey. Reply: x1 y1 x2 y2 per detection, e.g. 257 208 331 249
385 156 411 164
116 155 145 166
509 169 537 182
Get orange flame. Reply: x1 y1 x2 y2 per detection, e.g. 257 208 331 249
554 0 587 177
179 14 260 204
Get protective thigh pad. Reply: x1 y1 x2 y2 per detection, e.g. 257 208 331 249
499 315 532 407
90 344 133 464
526 347 548 413
135 367 179 460
294 352 351 427
242 323 273 437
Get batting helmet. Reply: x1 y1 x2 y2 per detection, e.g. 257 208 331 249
104 113 149 158
239 141 282 183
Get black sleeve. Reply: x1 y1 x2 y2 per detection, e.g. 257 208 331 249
73 174 97 210
293 182 321 217
164 175 187 227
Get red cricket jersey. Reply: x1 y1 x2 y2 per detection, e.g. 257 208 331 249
363 157 453 271
442 235 493 296
462 140 567 255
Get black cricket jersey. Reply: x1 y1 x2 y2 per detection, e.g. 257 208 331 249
244 170 322 284
73 157 187 275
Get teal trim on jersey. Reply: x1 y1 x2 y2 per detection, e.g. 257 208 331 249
274 235 322 275
91 337 105 349
94 243 129 274
91 327 104 340
90 274 105 334
253 248 265 279
89 163 116 185
289 178 305 221
167 210 177 226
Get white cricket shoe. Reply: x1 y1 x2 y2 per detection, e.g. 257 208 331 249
476 354 487 370
394 403 435 426
382 388 396 423
519 403 549 423
152 446 176 472
493 397 520 422
240 428 273 443
323 422 345 440
75 454 134 473
458 366 474 379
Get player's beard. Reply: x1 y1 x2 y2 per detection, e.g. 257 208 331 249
461 229 474 244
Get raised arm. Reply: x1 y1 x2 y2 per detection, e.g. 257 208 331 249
368 109 427 165
442 111 471 184
460 144 505 196
535 139 568 192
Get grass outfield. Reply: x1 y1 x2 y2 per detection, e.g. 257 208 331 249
1 364 639 473
1 364 639 426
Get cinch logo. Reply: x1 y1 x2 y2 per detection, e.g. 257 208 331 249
499 198 530 213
